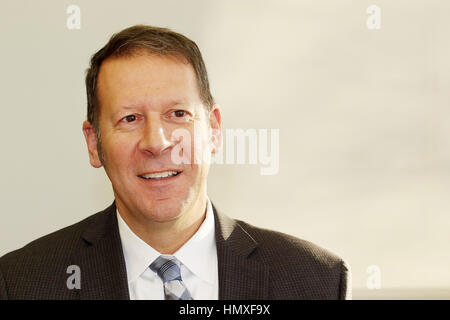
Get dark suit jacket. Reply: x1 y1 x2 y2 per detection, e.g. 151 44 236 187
0 202 351 300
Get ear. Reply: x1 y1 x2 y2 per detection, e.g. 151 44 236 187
82 120 103 168
208 104 222 154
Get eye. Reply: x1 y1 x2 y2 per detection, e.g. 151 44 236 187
122 115 137 123
168 109 193 122
173 110 187 118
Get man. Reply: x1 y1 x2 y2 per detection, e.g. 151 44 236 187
0 25 351 300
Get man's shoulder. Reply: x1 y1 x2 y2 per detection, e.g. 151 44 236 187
234 218 349 278
0 207 108 270
231 218 351 299
0 203 124 300
238 219 343 260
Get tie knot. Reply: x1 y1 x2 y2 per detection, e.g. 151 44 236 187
149 256 182 283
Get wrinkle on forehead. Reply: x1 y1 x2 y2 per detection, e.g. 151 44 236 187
96 53 203 115
97 53 195 92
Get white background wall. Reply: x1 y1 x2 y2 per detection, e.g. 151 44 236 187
1 0 449 298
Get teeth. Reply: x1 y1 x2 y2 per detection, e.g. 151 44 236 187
140 171 179 179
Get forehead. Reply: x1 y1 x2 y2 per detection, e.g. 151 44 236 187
97 53 202 110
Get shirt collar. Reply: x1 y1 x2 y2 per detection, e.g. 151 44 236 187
117 198 216 285
173 199 216 285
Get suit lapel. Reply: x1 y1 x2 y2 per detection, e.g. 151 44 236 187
75 202 130 300
213 205 270 300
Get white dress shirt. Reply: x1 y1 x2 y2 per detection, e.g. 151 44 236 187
117 198 218 300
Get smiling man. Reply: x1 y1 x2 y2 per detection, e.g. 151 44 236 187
0 25 351 300
85 52 219 257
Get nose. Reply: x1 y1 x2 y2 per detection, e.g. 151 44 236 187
138 113 173 156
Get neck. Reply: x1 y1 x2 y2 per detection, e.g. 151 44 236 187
117 195 208 254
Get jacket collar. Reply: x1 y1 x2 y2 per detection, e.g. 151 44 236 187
77 202 130 300
213 203 270 299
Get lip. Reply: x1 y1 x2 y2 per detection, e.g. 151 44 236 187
138 169 182 175
137 170 183 187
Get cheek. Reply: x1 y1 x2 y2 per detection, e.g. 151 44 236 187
190 123 213 162
103 136 137 167
173 127 198 165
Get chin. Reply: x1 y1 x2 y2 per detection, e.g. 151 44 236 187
140 200 184 223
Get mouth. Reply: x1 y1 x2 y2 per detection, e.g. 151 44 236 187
138 170 182 181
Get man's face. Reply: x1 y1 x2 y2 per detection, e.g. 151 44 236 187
83 53 221 224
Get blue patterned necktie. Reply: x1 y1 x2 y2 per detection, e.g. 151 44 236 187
149 255 193 300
